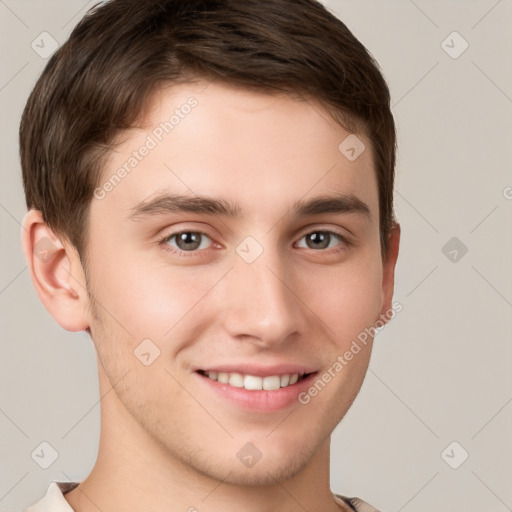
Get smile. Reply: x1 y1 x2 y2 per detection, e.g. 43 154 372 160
197 370 311 391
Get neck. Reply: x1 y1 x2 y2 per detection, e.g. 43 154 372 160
64 364 349 512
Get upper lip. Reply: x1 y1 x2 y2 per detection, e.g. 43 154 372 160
195 363 318 378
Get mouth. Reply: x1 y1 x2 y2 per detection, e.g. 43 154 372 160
196 369 316 391
194 365 320 412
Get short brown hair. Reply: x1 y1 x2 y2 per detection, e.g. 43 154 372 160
20 0 396 267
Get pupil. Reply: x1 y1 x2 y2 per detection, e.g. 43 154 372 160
178 232 200 250
309 232 329 249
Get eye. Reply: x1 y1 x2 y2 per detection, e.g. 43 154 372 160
159 231 213 254
295 230 347 251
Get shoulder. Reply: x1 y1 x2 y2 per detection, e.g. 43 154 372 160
25 481 79 512
334 493 383 512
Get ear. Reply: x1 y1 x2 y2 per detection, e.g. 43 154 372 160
21 209 91 332
378 222 401 323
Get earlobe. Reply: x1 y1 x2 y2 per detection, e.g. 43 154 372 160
21 209 91 332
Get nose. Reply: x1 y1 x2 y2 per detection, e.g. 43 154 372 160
219 243 303 348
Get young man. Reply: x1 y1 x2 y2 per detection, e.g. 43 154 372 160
20 1 400 511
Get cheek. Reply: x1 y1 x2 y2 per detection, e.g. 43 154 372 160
89 247 221 342
304 254 383 342
89 231 383 351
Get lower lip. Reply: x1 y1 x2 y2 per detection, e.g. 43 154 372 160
195 372 317 412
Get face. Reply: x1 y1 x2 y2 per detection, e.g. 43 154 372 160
84 81 395 485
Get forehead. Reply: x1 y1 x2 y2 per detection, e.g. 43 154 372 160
93 81 378 224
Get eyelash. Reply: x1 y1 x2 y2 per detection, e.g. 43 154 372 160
157 229 351 258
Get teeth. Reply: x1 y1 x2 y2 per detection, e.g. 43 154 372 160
217 372 229 384
262 375 281 390
204 371 304 390
244 375 263 390
228 373 244 388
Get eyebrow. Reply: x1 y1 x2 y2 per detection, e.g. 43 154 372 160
127 192 371 221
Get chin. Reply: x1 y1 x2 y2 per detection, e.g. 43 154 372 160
204 454 308 487
181 439 316 488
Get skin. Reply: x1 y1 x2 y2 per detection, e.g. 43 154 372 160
22 81 400 512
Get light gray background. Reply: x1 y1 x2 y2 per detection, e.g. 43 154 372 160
1 1 511 511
